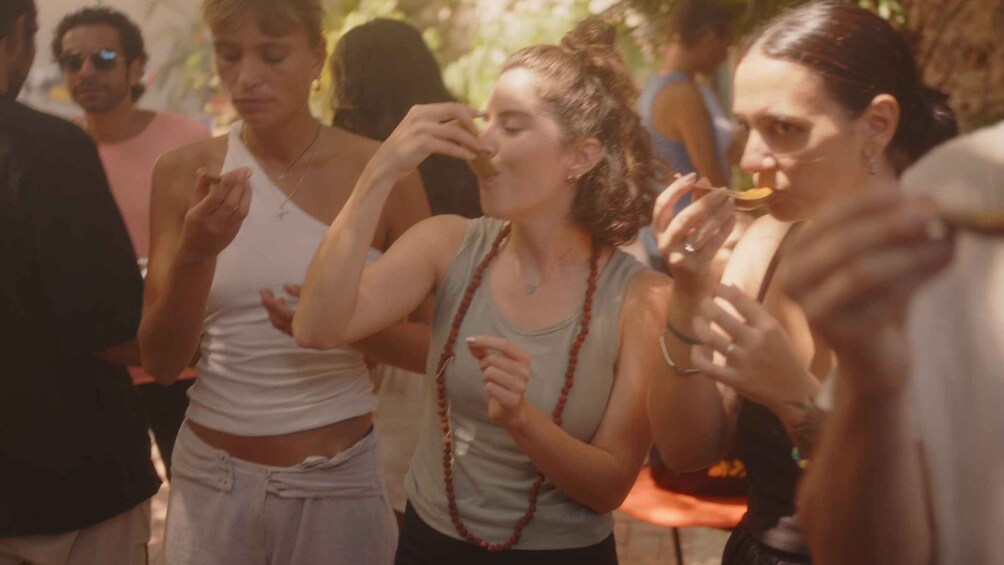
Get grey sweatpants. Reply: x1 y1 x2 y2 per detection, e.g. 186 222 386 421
163 423 397 565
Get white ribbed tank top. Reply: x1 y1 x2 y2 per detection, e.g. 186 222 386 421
185 122 380 436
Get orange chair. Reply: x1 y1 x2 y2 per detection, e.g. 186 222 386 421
619 466 747 564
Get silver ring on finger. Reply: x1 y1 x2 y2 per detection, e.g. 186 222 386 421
725 343 737 357
683 241 697 254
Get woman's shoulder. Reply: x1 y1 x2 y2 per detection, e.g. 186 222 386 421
621 261 673 306
418 213 474 235
153 134 228 181
305 126 383 184
149 136 228 214
655 75 702 104
406 214 475 254
725 215 795 292
611 262 673 345
326 125 382 162
652 77 705 130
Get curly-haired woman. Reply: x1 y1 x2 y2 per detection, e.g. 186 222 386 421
293 18 673 565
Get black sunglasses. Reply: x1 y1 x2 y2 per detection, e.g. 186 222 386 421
58 49 119 72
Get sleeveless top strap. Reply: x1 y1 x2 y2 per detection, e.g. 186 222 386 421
756 223 803 303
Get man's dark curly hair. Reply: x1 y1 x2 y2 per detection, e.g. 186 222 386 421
52 7 148 102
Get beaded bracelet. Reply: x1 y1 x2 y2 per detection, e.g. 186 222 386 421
665 319 703 346
791 447 810 471
659 330 701 375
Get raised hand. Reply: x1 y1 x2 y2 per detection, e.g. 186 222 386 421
466 336 533 429
178 167 253 262
653 173 737 297
781 187 954 396
691 284 815 411
261 283 302 337
366 103 485 185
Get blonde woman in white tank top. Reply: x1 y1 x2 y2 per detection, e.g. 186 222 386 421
292 19 676 564
138 2 430 564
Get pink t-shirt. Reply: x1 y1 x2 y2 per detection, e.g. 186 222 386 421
94 111 211 257
89 111 211 385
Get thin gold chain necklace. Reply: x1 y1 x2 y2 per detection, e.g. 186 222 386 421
242 122 323 220
519 235 590 295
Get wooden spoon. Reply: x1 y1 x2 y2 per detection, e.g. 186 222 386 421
443 118 498 177
938 210 1004 236
692 183 775 211
468 151 498 177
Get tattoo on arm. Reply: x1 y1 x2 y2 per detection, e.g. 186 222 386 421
786 396 825 462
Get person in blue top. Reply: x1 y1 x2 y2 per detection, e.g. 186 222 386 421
640 0 734 202
635 0 739 299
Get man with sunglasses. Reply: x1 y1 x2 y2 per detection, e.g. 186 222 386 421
53 7 210 482
1 1 161 563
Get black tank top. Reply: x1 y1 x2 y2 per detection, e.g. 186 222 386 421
736 224 810 557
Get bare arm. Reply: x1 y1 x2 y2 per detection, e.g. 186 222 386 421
798 372 931 565
653 83 728 187
139 144 251 383
262 283 432 374
648 285 738 471
354 166 433 371
783 188 949 565
259 166 433 371
354 322 430 373
293 103 483 350
648 175 740 471
476 270 670 513
94 341 142 367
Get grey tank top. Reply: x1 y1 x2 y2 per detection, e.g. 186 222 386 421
405 217 646 550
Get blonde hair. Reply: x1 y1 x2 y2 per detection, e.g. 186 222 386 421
202 0 324 46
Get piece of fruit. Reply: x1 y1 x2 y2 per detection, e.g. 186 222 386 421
469 151 498 177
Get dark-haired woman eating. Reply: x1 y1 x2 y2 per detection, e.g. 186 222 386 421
648 2 957 564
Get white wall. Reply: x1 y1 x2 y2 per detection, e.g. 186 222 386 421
26 0 203 119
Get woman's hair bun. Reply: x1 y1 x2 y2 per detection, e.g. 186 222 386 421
502 16 654 247
561 17 617 53
895 86 958 168
919 87 956 134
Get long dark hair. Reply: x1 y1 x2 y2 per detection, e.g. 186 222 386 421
331 19 455 140
502 18 655 247
330 19 480 218
745 1 957 173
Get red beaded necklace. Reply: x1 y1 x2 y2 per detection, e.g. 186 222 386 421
434 222 601 552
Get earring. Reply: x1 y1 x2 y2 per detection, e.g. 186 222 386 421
312 78 321 92
868 154 879 176
566 174 579 184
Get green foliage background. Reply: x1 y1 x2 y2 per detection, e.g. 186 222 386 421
152 0 908 123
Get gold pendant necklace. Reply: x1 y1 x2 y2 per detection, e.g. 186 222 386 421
275 133 322 220
521 239 583 295
241 122 323 220
278 124 322 180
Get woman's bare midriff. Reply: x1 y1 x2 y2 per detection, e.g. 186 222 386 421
187 413 374 468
